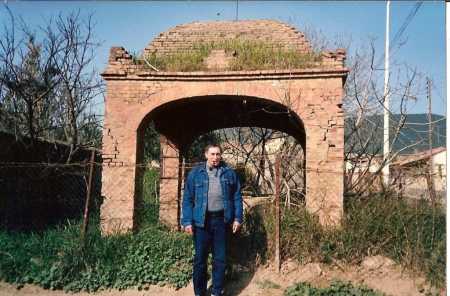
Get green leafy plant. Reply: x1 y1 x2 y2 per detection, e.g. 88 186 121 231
284 280 384 296
0 192 444 292
0 166 187 293
135 168 160 228
0 216 193 292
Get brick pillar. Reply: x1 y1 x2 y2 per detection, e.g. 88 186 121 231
304 115 344 227
159 136 182 229
100 127 137 235
100 166 136 234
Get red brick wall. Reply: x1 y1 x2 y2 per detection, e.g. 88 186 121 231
100 20 348 235
144 20 312 57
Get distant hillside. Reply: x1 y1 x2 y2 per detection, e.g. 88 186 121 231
345 113 446 155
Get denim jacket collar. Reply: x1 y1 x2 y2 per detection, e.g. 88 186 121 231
199 161 230 175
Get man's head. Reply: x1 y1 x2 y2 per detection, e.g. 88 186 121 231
204 144 222 168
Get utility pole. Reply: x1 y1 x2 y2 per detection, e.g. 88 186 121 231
382 0 391 186
445 0 449 287
235 0 239 21
426 78 436 201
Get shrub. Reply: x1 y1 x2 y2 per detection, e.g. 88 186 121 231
135 168 160 228
0 217 193 292
260 194 445 288
284 280 384 296
0 192 444 292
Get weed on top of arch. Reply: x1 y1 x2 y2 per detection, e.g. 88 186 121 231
135 38 322 72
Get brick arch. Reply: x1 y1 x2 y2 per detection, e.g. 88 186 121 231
134 93 307 229
136 93 307 148
130 83 294 134
100 41 347 236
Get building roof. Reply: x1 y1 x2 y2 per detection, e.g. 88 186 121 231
392 146 446 167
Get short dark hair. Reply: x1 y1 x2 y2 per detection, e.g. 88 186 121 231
204 143 222 153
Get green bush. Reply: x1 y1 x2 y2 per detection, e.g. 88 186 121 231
0 217 193 292
229 204 269 267
284 280 384 296
135 168 160 228
0 192 444 292
0 166 265 293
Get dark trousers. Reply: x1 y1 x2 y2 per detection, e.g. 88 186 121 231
193 213 229 296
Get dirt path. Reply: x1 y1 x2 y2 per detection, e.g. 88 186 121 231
0 259 444 296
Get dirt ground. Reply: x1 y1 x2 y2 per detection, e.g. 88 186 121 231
0 258 445 296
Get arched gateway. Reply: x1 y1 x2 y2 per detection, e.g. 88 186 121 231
100 20 348 235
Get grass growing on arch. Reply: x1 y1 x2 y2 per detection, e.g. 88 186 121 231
137 38 322 72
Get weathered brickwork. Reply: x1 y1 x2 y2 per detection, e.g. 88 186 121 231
144 20 312 57
100 20 348 235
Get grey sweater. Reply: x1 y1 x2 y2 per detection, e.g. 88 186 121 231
207 166 224 212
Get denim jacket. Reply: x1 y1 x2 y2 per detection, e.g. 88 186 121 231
181 162 243 228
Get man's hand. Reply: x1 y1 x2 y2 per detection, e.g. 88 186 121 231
232 221 241 234
184 225 193 235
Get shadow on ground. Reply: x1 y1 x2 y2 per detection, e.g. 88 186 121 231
215 205 270 296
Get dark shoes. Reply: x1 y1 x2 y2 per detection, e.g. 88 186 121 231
195 291 224 296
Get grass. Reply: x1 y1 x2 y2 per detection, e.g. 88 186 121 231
136 38 322 72
0 172 444 292
259 194 445 289
0 168 194 292
256 279 281 290
135 168 160 228
0 218 193 292
284 280 384 296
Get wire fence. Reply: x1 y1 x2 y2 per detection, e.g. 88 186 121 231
1 155 445 216
0 156 102 232
0 145 445 265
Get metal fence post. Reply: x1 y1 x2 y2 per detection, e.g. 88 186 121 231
275 153 281 272
81 148 96 244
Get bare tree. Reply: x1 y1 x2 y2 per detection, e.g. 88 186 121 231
218 126 305 207
343 40 427 196
0 7 104 161
0 11 60 142
217 35 428 201
51 11 104 158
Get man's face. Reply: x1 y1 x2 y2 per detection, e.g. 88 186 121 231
205 146 222 167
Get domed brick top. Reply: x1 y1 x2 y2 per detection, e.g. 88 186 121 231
144 20 312 56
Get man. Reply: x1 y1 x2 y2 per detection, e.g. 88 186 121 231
181 144 243 296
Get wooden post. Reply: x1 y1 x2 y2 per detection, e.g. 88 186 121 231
275 153 281 272
81 149 96 244
177 153 184 231
426 78 436 202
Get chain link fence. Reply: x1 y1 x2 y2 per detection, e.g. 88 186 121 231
0 130 103 232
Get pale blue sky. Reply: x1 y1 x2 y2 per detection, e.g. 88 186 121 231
1 1 446 116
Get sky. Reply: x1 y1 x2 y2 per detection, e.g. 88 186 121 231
0 1 446 117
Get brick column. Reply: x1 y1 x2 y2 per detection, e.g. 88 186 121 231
304 109 344 227
159 136 182 229
100 127 137 235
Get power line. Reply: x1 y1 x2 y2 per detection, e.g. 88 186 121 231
390 1 423 50
376 1 423 68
